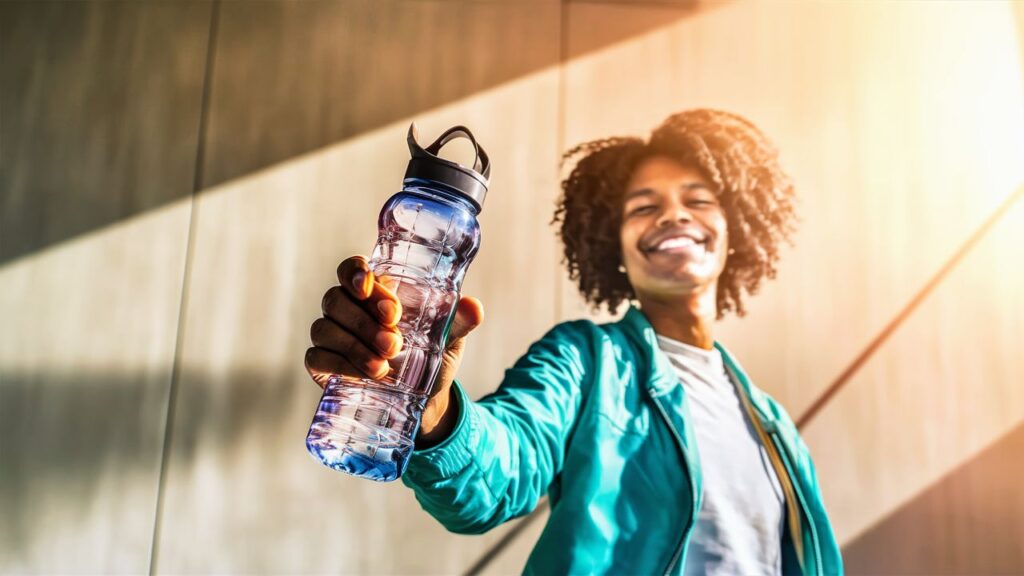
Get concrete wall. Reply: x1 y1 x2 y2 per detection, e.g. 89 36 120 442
2 1 1022 574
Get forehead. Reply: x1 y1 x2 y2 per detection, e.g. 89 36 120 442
626 156 710 192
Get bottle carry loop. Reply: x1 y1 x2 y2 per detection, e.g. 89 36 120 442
413 124 491 179
405 123 491 212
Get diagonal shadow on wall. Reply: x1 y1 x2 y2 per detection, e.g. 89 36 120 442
842 419 1024 575
0 0 709 266
0 365 330 565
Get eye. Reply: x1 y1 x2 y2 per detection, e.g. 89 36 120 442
686 197 719 208
627 205 656 217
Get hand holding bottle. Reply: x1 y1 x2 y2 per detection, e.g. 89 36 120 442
306 255 485 450
305 124 490 481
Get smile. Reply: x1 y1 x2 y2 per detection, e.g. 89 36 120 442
643 234 709 255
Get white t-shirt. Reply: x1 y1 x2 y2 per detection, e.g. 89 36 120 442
656 334 785 576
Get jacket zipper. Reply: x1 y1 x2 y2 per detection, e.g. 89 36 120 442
649 396 698 576
770 432 823 575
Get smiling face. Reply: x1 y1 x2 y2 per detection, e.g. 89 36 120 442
619 155 730 301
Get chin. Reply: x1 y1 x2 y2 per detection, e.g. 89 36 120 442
650 265 710 284
641 274 707 295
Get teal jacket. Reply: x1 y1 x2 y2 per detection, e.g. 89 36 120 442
403 306 843 575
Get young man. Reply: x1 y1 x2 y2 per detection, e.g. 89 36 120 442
306 109 843 575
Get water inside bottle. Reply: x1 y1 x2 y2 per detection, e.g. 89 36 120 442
306 238 459 481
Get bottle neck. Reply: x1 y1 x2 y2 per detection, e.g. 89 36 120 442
404 179 481 215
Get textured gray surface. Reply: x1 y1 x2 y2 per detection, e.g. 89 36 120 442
151 1 563 573
199 0 562 190
0 2 212 573
0 1 212 265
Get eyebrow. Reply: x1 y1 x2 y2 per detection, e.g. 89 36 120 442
624 182 712 202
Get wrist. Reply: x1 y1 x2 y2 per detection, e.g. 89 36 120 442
416 385 458 449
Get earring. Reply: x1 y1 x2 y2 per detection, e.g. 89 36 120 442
617 264 626 273
728 248 736 255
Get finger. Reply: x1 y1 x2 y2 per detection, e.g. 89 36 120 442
310 317 390 379
321 286 403 358
335 257 403 325
448 295 484 342
305 346 364 389
368 279 403 327
337 256 373 300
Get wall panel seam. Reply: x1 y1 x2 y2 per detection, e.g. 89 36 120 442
147 2 221 574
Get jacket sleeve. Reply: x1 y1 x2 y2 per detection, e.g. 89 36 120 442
400 320 596 534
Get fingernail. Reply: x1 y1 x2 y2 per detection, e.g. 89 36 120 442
375 330 399 356
378 300 397 324
352 270 366 294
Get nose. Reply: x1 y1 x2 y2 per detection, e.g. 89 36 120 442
655 198 693 228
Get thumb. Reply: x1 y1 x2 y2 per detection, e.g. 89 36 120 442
447 295 484 343
430 296 484 400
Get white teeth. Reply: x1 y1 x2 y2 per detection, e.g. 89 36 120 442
655 236 702 251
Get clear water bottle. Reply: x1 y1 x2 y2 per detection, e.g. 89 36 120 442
306 123 489 481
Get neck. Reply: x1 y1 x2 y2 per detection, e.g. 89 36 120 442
637 284 717 350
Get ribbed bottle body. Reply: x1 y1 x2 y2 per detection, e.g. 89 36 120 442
306 185 481 481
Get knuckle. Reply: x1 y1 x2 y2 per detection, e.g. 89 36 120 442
357 342 379 367
321 286 341 314
320 288 333 313
352 309 372 337
309 318 326 344
339 337 364 365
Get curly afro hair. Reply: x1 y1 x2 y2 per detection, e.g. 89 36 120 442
553 109 798 319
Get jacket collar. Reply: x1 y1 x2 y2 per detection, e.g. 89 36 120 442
616 304 778 431
618 305 682 397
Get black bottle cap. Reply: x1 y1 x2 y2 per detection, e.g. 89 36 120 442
404 123 491 213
